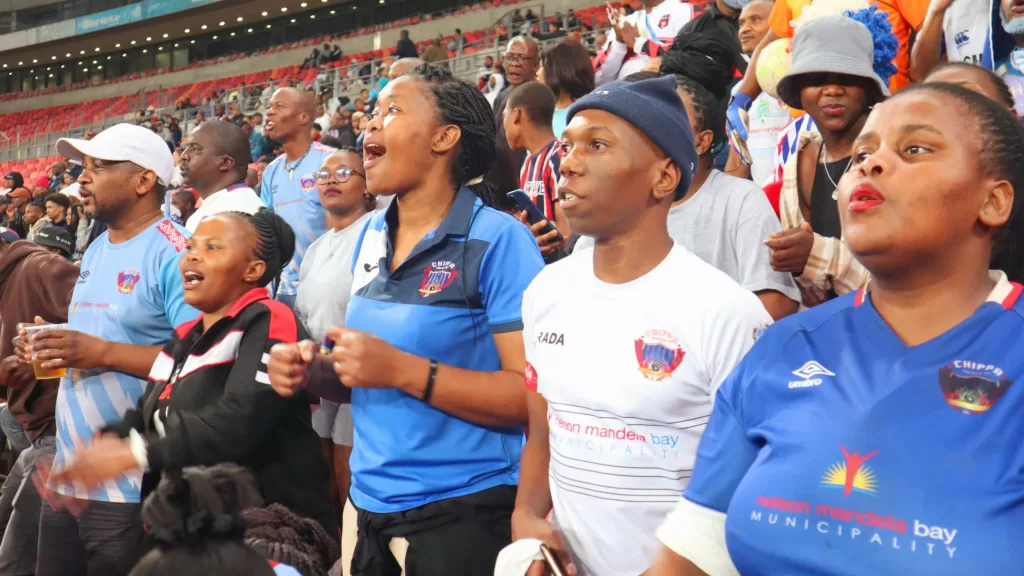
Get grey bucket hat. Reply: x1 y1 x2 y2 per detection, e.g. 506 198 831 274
775 15 891 110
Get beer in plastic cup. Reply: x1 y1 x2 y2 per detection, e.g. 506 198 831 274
24 323 69 380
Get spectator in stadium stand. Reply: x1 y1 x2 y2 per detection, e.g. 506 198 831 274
228 103 246 126
20 123 199 576
387 57 425 81
180 121 265 233
537 38 595 139
0 224 78 576
48 207 336 539
394 29 419 59
648 81 1024 576
494 36 540 170
3 188 31 238
251 111 266 135
325 109 357 148
171 190 197 226
33 225 74 259
48 162 65 191
243 121 268 162
127 465 286 576
421 37 448 63
23 201 46 242
594 0 695 84
188 111 206 137
765 15 891 307
260 88 333 308
267 64 543 575
508 76 770 576
214 102 227 120
3 172 23 195
293 148 375 536
312 123 323 142
31 176 51 200
44 192 72 233
503 82 571 260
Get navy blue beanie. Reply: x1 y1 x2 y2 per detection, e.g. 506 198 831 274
566 75 697 200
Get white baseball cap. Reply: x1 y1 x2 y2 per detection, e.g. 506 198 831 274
56 123 174 186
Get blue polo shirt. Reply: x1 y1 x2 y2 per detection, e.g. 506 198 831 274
259 142 334 296
346 186 544 513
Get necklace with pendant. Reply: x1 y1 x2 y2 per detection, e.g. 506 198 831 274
821 143 852 201
286 143 313 180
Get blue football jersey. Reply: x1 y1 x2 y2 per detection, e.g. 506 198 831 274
684 273 1024 575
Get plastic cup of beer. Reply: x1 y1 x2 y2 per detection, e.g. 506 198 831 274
24 324 69 380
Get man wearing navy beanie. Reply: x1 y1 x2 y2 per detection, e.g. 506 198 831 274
510 75 772 575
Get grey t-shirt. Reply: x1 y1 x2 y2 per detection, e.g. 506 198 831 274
575 170 800 302
296 211 374 446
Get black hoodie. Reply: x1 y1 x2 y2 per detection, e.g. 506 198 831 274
0 241 79 440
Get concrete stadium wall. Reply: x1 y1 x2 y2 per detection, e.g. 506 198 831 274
0 0 595 113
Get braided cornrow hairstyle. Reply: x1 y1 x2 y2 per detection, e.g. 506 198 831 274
899 83 1024 283
925 61 1016 112
243 504 339 576
131 465 273 576
412 63 515 212
672 75 727 157
659 33 734 101
231 208 296 288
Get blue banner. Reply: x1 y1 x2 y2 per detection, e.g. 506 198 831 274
75 0 219 35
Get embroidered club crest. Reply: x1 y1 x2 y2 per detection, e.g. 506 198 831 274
634 329 685 381
658 14 670 28
418 261 458 297
300 175 316 192
939 361 1012 415
117 268 142 294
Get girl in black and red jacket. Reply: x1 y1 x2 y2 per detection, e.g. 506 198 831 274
52 209 336 538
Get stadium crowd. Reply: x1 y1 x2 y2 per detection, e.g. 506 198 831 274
0 0 1022 572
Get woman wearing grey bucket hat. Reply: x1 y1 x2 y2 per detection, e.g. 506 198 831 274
765 13 895 307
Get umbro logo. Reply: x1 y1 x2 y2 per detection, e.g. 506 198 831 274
788 361 835 389
77 270 90 284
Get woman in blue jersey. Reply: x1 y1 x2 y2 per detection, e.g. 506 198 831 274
267 63 544 575
647 83 1024 575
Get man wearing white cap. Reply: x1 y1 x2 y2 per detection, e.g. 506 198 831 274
23 123 199 576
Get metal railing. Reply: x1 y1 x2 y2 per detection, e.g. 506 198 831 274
0 23 603 164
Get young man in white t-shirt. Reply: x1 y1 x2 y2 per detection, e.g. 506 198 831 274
179 121 265 232
512 77 771 576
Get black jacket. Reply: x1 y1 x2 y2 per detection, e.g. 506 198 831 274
107 288 335 535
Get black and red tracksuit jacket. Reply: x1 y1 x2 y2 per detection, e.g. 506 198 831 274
106 287 335 535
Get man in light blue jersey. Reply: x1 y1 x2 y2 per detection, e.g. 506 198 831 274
24 123 199 576
260 88 333 307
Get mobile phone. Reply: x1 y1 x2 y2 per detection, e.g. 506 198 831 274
507 189 564 243
539 543 567 576
319 336 335 355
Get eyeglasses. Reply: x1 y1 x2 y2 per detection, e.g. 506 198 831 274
314 168 365 184
502 54 536 65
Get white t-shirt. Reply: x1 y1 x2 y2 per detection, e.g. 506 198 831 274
522 244 771 576
185 183 265 233
746 94 792 186
595 0 694 85
576 171 800 304
943 0 990 67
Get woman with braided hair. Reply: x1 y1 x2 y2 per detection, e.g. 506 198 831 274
267 63 544 575
51 209 337 541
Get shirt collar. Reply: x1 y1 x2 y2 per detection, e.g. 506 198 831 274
221 287 271 319
854 271 1022 309
383 185 479 240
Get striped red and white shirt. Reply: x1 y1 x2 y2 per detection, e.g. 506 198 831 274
519 139 563 222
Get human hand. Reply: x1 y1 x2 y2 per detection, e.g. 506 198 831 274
766 222 815 274
517 211 566 257
49 433 139 491
511 509 578 576
727 93 753 143
267 340 318 398
328 328 418 390
30 327 108 371
615 19 639 48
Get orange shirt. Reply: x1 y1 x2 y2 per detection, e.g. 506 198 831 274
767 0 928 92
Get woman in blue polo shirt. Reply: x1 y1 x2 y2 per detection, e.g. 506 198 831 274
268 64 543 575
647 83 1024 575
